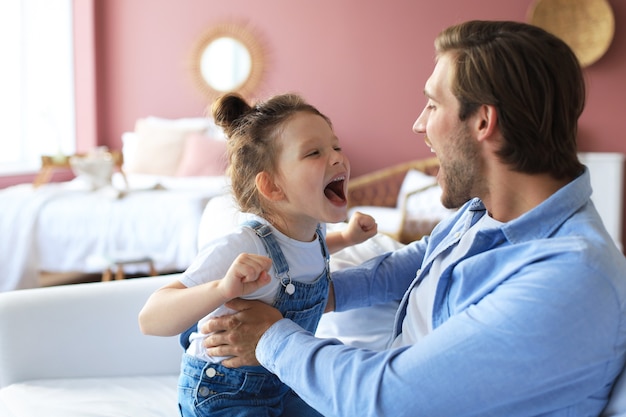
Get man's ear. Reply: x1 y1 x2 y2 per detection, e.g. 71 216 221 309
474 104 498 142
255 171 285 201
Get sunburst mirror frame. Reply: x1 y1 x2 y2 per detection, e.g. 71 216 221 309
189 22 265 100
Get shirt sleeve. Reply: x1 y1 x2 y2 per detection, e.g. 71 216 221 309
257 257 624 416
179 228 261 288
331 240 427 312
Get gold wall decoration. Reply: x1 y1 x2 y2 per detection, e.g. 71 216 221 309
527 0 615 67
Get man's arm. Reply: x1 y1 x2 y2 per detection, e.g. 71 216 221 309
330 242 425 312
204 261 623 416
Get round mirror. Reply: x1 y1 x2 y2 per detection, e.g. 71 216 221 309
190 23 265 100
200 37 251 92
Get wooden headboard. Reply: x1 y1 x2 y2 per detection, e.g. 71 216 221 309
347 157 440 209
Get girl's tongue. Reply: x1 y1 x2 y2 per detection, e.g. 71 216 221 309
324 179 346 204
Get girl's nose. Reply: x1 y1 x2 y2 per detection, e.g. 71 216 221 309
332 149 348 168
332 152 343 165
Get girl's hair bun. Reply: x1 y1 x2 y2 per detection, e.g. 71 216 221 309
211 93 252 137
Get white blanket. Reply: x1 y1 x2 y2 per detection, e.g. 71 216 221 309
0 175 230 292
0 183 69 291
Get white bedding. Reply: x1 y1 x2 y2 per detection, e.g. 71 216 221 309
0 173 229 292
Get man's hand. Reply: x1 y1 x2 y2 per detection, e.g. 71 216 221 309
201 298 283 367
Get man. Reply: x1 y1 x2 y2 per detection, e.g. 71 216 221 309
202 20 626 416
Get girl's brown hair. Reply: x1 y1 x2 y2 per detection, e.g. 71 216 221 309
211 92 331 217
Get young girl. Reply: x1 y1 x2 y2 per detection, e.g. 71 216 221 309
139 92 377 416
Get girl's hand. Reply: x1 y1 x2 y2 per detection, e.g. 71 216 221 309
217 253 272 301
343 211 378 245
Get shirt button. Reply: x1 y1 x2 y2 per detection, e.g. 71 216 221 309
205 367 217 378
198 386 210 397
454 232 461 239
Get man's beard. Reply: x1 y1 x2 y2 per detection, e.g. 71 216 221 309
439 123 483 209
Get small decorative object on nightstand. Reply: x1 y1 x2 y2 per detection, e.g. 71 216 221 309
33 148 126 188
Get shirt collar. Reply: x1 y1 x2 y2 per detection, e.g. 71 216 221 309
467 167 592 245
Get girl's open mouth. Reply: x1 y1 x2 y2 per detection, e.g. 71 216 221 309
324 177 346 204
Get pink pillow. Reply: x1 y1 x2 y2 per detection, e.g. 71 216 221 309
126 118 207 176
175 133 228 177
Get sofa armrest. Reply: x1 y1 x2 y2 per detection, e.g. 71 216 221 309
0 275 182 388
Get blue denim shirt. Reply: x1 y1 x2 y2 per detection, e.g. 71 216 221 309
257 168 626 416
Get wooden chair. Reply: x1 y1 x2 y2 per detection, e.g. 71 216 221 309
347 157 441 243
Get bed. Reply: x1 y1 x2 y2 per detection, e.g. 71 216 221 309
0 117 231 292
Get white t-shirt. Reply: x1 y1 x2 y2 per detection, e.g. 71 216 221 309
392 213 502 348
180 213 327 361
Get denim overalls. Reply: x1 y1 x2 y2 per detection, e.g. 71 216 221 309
178 220 330 417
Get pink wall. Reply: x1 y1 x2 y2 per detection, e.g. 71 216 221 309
88 0 626 247
92 0 626 173
4 0 626 244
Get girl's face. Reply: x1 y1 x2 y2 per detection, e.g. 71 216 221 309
271 111 350 239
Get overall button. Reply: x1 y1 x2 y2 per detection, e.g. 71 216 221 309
205 367 217 378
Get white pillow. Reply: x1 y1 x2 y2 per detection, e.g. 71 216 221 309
405 184 457 218
397 169 438 208
137 116 213 131
123 117 213 176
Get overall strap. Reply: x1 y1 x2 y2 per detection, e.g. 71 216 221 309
315 224 330 262
178 220 290 350
242 220 289 276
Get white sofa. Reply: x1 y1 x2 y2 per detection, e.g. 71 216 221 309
0 231 405 417
1 258 626 416
0 275 181 417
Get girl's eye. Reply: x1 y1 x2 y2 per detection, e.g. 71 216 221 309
306 150 320 157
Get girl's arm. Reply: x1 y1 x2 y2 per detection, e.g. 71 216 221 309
326 211 377 254
138 253 272 337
